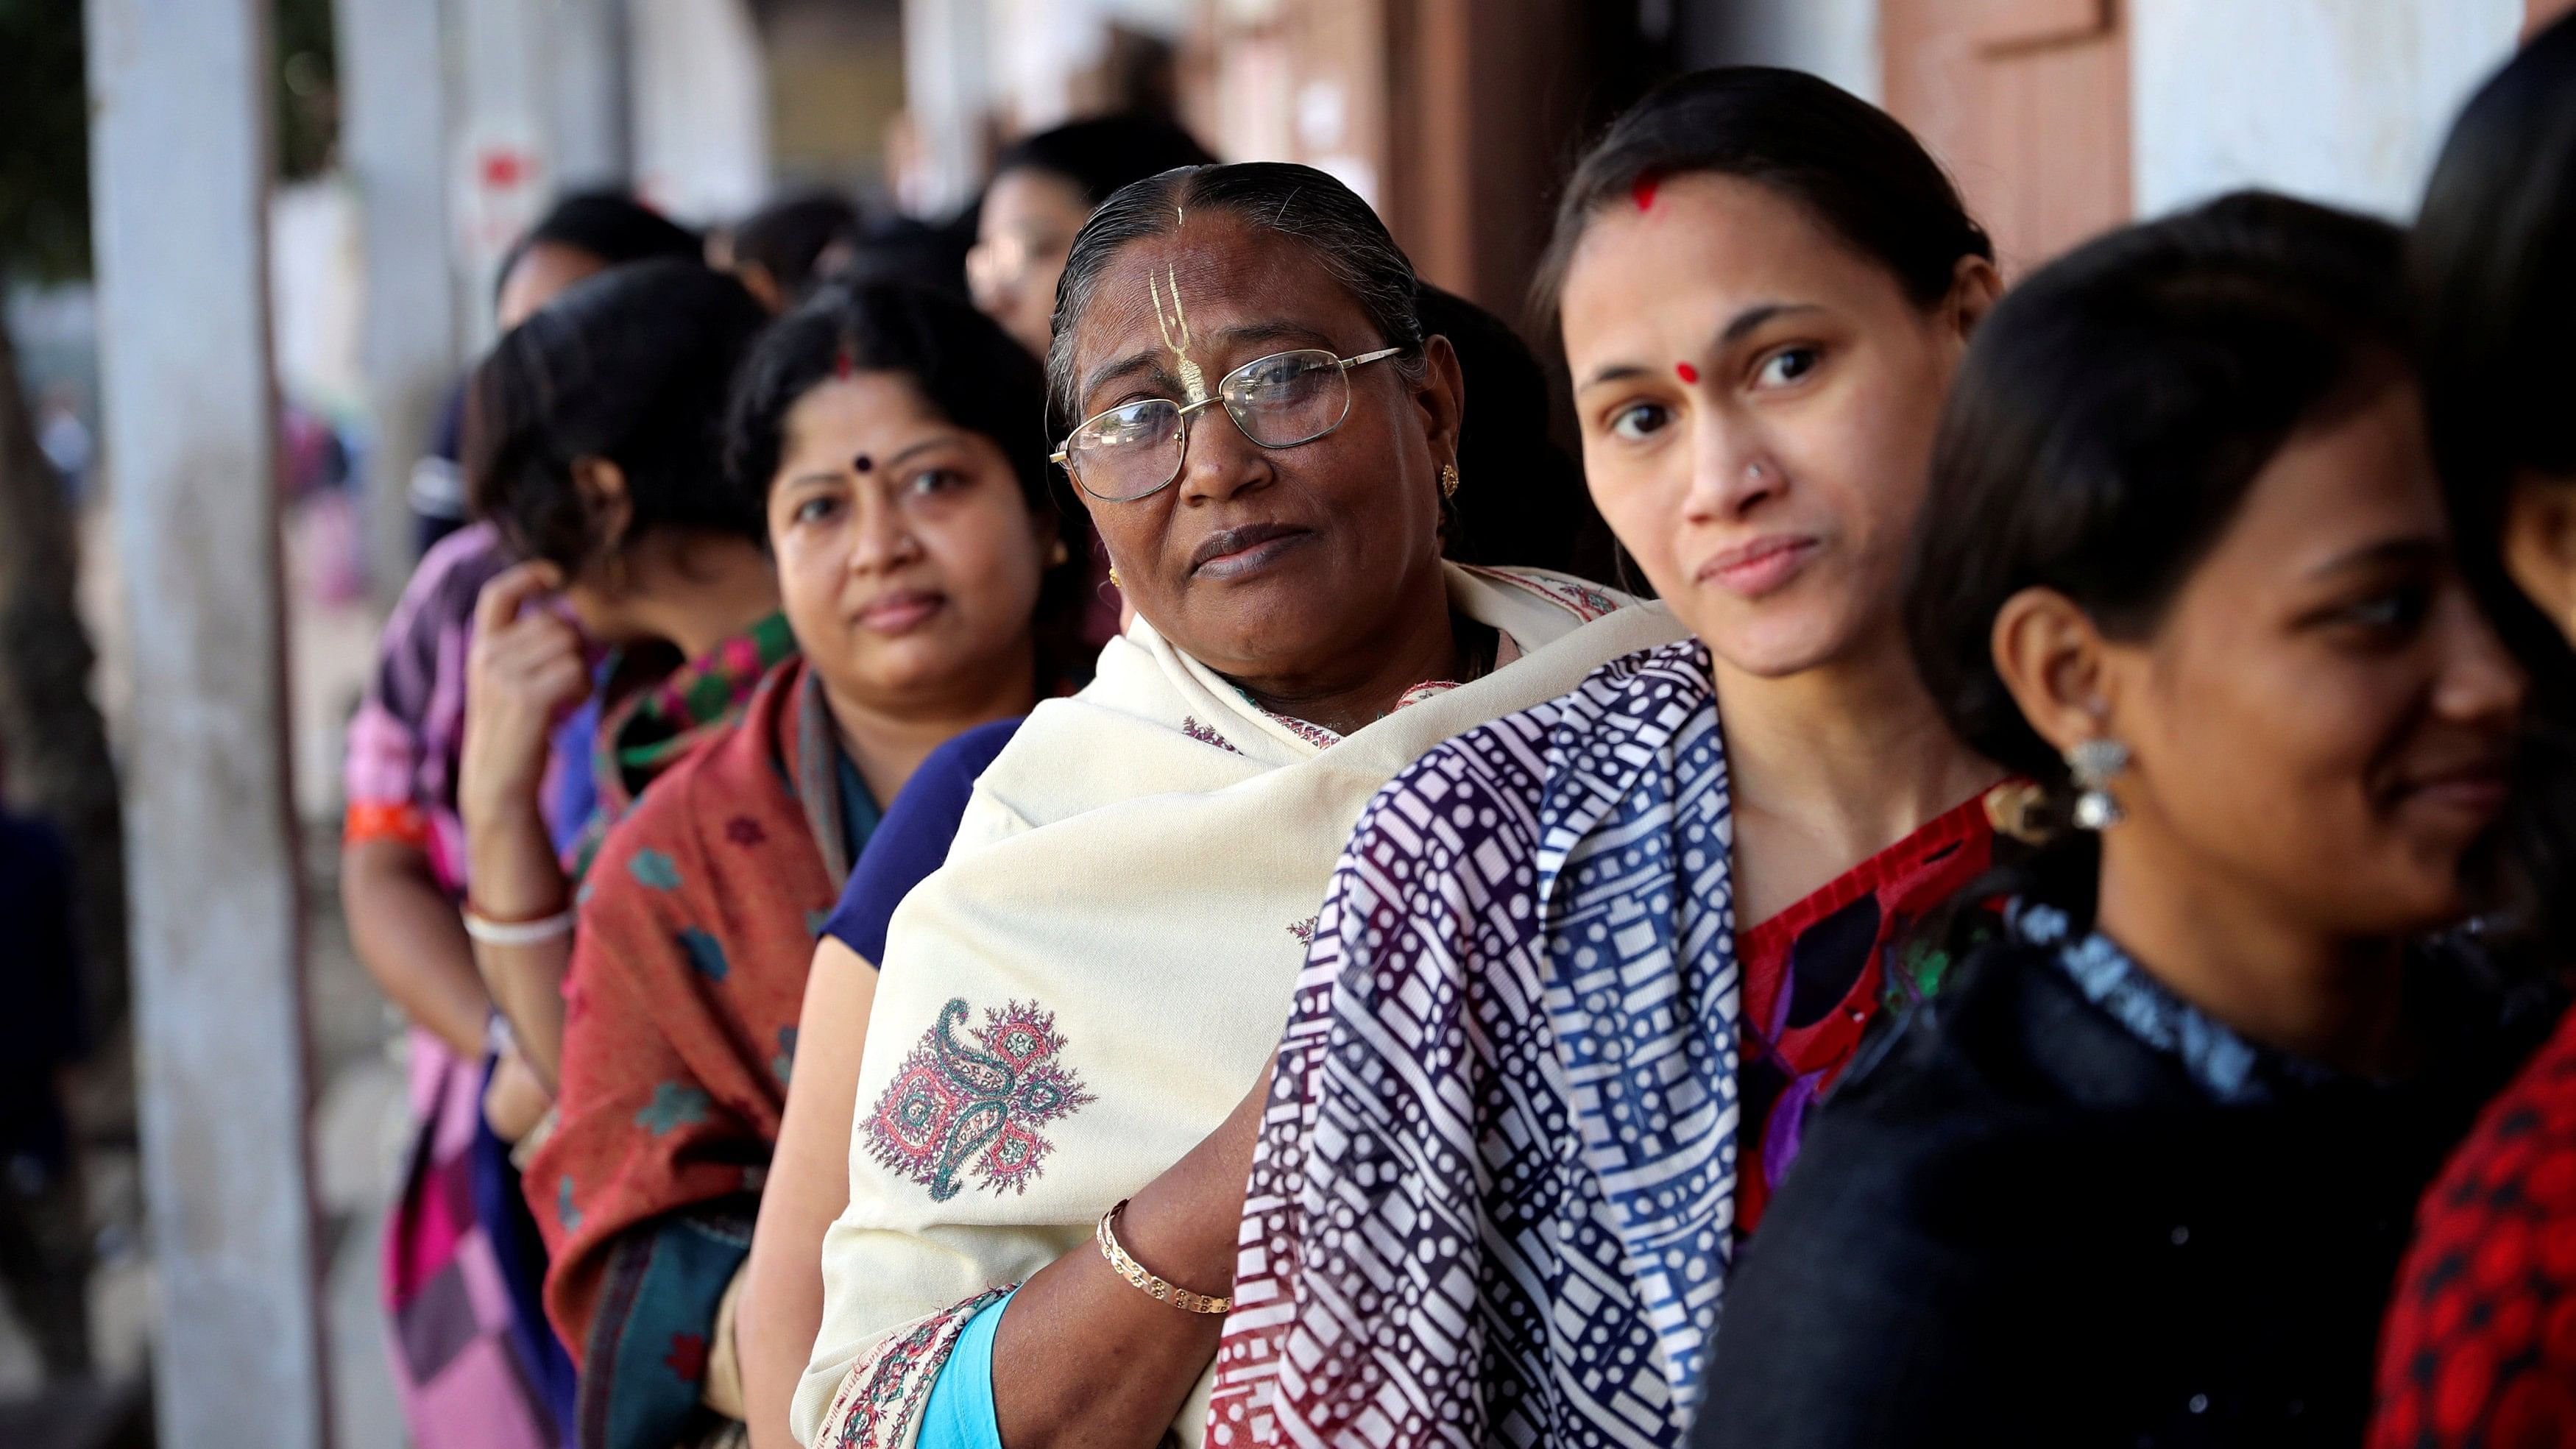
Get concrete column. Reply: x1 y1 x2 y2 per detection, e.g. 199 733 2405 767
335 0 461 594
84 2 331 1448
901 0 991 217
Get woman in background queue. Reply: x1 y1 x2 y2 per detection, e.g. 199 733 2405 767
791 160 1675 1449
342 194 707 1449
1700 191 2549 1448
528 279 1091 1449
1213 69 2011 1449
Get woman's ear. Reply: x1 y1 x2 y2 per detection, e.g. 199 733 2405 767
570 456 636 561
1946 254 2004 344
2503 474 2576 642
1989 584 2113 757
1413 333 1468 473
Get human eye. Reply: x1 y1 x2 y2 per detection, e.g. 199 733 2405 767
905 467 969 497
790 492 843 527
2340 586 2430 635
1606 400 1675 442
1753 345 1823 389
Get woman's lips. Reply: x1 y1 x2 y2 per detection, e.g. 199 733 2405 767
1189 522 1313 581
2393 759 2512 823
1697 535 1822 600
854 589 945 635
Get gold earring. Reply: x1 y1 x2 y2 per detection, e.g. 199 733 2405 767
1440 463 1460 498
1048 540 1070 567
1108 565 1122 588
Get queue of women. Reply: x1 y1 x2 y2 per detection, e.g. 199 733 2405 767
341 25 2576 1449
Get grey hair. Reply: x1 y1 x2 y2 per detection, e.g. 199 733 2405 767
1044 161 1429 431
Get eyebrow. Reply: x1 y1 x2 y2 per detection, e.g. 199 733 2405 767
1576 301 1827 390
1077 349 1176 407
2304 534 2445 580
783 434 964 489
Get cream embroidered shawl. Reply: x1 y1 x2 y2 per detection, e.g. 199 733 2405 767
792 564 1687 1448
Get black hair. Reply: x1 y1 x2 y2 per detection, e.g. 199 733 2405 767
1046 161 1428 434
492 191 702 305
467 258 771 573
1415 283 1615 576
991 113 1217 210
1906 191 2408 929
729 193 864 305
831 214 975 302
726 279 1094 690
2413 10 2576 964
1535 67 1992 322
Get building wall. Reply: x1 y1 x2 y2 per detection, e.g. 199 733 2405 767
2131 0 2521 219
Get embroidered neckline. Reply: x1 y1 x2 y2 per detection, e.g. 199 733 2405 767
2012 901 2335 1102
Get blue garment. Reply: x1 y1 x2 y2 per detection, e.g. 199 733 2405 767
549 697 601 857
916 1287 1014 1449
470 1052 579 1440
821 717 1022 965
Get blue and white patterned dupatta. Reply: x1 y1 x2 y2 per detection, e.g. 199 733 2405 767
1210 640 1741 1449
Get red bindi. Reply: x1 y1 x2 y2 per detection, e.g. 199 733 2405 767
1631 174 1660 212
1674 361 1699 384
833 347 854 380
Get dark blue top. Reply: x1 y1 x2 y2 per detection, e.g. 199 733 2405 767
821 717 1023 966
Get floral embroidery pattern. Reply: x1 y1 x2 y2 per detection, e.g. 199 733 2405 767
1181 716 1241 754
627 847 682 890
634 1082 711 1137
868 999 1094 1202
1287 915 1318 946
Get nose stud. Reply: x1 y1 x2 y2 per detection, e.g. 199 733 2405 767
1745 461 1768 483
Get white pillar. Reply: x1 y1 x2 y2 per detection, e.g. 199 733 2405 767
336 0 461 595
85 2 331 1448
902 0 992 217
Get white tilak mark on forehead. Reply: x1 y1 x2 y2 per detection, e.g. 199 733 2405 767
1149 265 1211 405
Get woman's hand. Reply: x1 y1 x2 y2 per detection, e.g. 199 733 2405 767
460 562 588 884
483 1042 553 1144
461 561 590 1084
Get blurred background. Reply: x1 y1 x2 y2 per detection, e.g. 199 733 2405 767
0 0 2568 1445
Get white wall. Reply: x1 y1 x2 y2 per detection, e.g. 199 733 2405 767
2131 0 2521 219
629 0 771 225
1678 0 1878 104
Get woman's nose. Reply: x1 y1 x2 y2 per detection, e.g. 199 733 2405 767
2432 590 2528 725
1685 413 1783 522
1175 408 1270 505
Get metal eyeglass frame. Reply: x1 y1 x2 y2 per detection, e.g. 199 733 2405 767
1050 345 1409 503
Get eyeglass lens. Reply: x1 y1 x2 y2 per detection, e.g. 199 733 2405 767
1066 350 1353 501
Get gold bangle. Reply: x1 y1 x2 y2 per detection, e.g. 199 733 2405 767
1095 1200 1231 1314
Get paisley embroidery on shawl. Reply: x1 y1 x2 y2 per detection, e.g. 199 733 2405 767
1180 716 1242 754
824 1286 1015 1449
867 999 1094 1202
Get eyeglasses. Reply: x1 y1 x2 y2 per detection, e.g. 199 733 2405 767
1051 346 1407 502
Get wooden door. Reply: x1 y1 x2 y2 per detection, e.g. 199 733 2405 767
1881 0 2131 274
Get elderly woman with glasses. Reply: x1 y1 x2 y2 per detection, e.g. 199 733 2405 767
783 161 1684 1449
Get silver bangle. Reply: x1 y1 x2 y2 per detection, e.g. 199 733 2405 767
462 907 576 946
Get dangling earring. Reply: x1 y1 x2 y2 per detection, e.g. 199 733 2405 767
2067 737 2129 831
1440 463 1460 498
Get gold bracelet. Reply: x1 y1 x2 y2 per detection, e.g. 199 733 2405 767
1095 1200 1231 1314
